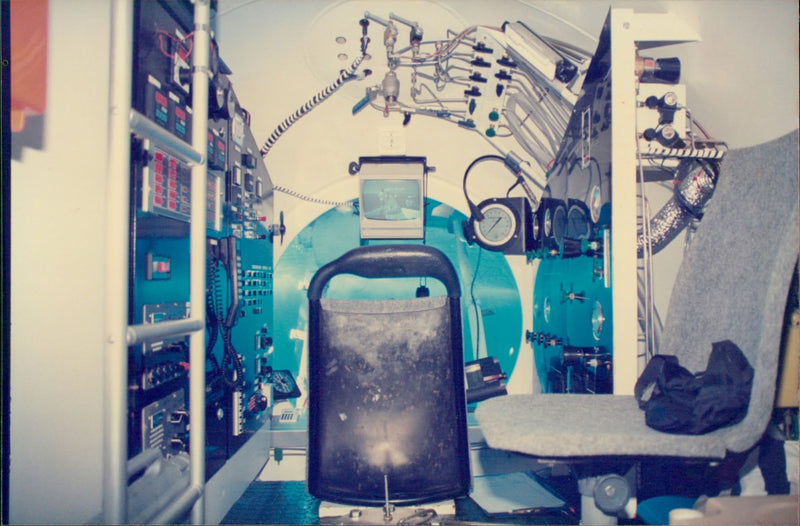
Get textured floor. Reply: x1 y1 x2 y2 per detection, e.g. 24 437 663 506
221 476 579 525
221 481 320 525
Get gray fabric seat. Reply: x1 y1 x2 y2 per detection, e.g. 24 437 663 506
476 129 799 459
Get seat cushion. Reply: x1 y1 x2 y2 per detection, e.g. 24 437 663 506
475 394 730 458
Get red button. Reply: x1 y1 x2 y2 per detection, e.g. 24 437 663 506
168 190 177 200
154 195 163 206
154 151 164 162
154 184 163 195
154 173 163 184
168 179 177 189
168 200 177 210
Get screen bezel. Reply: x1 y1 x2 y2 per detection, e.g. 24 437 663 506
358 158 426 240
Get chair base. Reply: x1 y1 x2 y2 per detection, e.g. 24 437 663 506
318 500 456 523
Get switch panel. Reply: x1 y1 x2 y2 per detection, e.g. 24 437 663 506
141 145 192 222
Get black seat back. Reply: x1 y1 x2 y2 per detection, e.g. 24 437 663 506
307 245 470 506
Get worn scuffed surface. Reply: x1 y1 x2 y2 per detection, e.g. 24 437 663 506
311 296 467 502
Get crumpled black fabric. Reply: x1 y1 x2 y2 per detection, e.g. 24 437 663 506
634 340 754 435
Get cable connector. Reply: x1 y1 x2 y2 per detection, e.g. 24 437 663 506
504 151 523 174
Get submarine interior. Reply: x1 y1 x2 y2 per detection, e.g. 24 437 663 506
5 0 800 524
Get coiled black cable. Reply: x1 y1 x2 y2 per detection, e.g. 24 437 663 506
260 54 367 158
221 327 245 390
462 154 506 220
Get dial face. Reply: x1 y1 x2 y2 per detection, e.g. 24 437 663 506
590 185 602 223
544 208 552 237
474 202 517 248
552 206 567 244
213 85 226 112
225 88 238 119
271 370 295 393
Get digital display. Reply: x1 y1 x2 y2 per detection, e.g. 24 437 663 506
361 179 422 221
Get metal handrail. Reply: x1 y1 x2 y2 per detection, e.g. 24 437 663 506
103 1 135 522
127 318 205 346
103 0 211 523
126 448 162 479
187 1 211 523
150 485 203 525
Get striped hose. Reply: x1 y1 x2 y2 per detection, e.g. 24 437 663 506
260 54 366 157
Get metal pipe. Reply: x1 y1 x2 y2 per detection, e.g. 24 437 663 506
144 484 201 525
103 0 134 522
364 11 389 26
389 12 418 29
189 1 211 523
126 318 205 346
130 109 204 165
126 448 163 479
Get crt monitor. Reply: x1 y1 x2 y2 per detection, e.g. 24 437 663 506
358 157 426 240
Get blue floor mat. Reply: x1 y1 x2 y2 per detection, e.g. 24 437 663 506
221 481 320 525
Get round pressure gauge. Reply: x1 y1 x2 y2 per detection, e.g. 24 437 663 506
552 206 567 245
589 185 602 223
471 200 518 250
225 88 238 119
271 370 295 394
268 369 301 399
211 85 226 113
543 208 552 237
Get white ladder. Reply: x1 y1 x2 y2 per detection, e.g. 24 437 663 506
103 0 211 523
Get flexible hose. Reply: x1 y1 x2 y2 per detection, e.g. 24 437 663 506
260 54 366 157
637 159 720 256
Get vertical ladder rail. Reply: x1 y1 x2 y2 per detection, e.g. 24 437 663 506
104 0 211 523
103 0 134 523
189 0 211 523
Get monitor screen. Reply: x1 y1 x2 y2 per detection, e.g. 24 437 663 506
358 158 425 239
361 179 422 221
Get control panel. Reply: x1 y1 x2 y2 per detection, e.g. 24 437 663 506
127 0 275 481
528 16 724 394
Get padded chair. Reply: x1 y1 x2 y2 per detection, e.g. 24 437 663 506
306 245 471 518
476 130 800 520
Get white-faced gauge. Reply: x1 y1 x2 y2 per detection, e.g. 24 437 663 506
212 84 226 113
543 208 552 237
225 88 238 119
471 200 518 250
